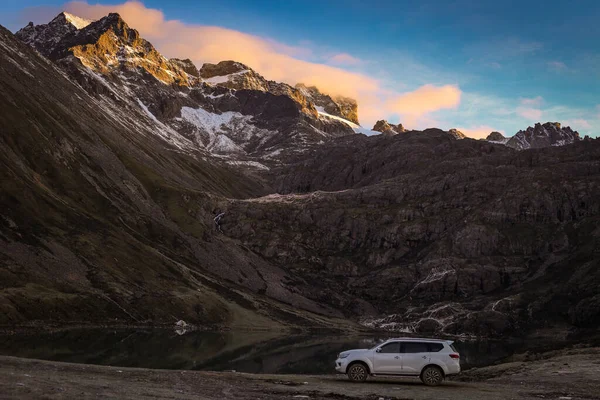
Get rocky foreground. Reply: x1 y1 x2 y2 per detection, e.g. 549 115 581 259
1 347 599 399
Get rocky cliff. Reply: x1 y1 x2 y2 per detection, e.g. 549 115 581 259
16 13 354 163
4 13 600 338
506 122 581 150
295 83 359 125
373 120 406 135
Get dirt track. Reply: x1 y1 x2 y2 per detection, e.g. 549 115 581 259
1 348 599 399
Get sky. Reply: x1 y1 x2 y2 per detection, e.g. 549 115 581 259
1 0 599 138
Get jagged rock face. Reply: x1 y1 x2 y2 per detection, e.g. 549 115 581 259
296 83 359 124
448 128 467 140
17 13 197 87
372 119 405 135
507 122 581 150
15 12 90 57
225 131 600 336
487 131 506 142
200 61 322 120
6 15 600 339
200 61 268 91
16 13 353 161
1 24 355 328
171 58 200 78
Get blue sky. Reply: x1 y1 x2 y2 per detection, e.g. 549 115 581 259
2 0 599 137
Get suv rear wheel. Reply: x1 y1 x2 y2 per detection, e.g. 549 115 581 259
347 363 368 382
421 365 444 386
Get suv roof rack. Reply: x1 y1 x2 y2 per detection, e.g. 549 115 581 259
388 337 453 343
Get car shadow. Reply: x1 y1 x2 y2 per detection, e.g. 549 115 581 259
331 376 466 389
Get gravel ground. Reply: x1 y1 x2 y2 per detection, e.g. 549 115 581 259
1 348 599 400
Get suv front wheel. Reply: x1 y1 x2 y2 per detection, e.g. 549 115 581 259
347 363 368 382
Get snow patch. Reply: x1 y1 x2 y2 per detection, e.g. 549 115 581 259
63 12 94 30
226 160 270 170
204 70 249 84
316 106 376 135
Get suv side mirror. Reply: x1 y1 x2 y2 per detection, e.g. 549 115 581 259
375 348 381 353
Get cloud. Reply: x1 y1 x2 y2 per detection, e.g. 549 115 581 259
387 84 461 116
564 119 592 130
328 53 362 66
516 96 543 121
520 96 544 107
547 61 567 72
517 107 543 120
20 0 463 128
456 126 503 140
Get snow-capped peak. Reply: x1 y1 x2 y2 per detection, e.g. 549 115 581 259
63 12 94 30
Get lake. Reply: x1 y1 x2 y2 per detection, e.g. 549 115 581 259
0 328 556 374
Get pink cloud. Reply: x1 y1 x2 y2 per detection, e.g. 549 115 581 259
328 53 362 65
456 126 504 140
517 107 543 120
22 1 463 127
387 84 461 116
564 119 592 130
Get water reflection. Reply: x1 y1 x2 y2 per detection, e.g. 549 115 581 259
0 329 556 374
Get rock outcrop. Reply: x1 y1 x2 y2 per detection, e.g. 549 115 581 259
295 83 359 124
507 122 581 150
16 13 354 161
5 14 600 339
486 131 506 142
448 128 467 140
372 120 406 135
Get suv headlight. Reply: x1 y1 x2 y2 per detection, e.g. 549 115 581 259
338 353 349 359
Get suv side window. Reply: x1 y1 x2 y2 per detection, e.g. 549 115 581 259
428 343 444 352
378 342 400 353
401 342 429 353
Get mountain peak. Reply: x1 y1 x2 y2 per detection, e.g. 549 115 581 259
295 83 359 124
506 121 581 150
200 60 250 79
486 131 507 142
448 128 467 139
61 12 94 29
372 119 405 135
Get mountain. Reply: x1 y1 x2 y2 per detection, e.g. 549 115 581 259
1 22 360 329
506 122 581 150
372 120 406 135
295 83 359 125
448 128 467 140
15 13 354 163
5 12 600 338
486 131 507 143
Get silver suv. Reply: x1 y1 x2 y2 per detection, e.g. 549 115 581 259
335 337 460 385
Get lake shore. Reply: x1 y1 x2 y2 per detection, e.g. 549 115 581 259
2 347 599 400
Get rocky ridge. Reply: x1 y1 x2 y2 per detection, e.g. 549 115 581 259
506 122 581 150
16 13 355 163
4 12 600 338
372 119 406 135
295 83 359 124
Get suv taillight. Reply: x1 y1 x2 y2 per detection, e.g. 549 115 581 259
449 353 460 359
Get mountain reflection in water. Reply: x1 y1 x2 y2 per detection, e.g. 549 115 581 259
0 329 551 374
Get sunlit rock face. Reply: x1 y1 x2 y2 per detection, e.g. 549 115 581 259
16 12 354 161
296 83 359 125
372 119 405 135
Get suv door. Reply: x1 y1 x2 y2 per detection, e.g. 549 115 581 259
400 342 431 375
372 341 402 374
